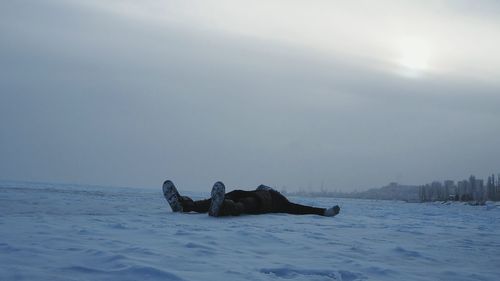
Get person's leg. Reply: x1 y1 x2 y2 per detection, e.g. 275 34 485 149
180 197 211 213
163 180 212 213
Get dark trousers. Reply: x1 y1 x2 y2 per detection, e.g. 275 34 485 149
181 190 325 216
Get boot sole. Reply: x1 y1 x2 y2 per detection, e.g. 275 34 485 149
162 180 183 212
208 181 225 217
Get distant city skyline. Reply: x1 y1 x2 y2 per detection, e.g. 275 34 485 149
289 172 500 204
1 1 500 191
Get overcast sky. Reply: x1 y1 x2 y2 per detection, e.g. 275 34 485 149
1 0 499 191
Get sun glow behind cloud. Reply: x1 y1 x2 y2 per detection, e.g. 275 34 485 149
75 0 500 82
395 37 432 78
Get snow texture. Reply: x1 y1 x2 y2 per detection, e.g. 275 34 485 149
1 181 499 281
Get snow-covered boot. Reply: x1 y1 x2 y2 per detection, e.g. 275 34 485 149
162 180 183 212
324 205 340 217
208 181 226 217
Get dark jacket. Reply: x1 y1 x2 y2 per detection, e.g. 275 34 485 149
253 190 273 213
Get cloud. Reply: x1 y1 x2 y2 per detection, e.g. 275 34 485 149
0 0 499 190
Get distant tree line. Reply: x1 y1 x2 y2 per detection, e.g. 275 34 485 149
289 182 420 201
419 174 500 204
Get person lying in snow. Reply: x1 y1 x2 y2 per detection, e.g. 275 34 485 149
163 180 340 217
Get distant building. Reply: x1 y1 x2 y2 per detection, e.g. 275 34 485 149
444 180 455 200
487 175 496 201
457 180 470 201
473 179 485 202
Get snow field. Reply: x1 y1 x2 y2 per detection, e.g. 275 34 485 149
1 181 499 281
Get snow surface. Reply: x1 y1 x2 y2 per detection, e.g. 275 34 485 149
1 181 499 281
